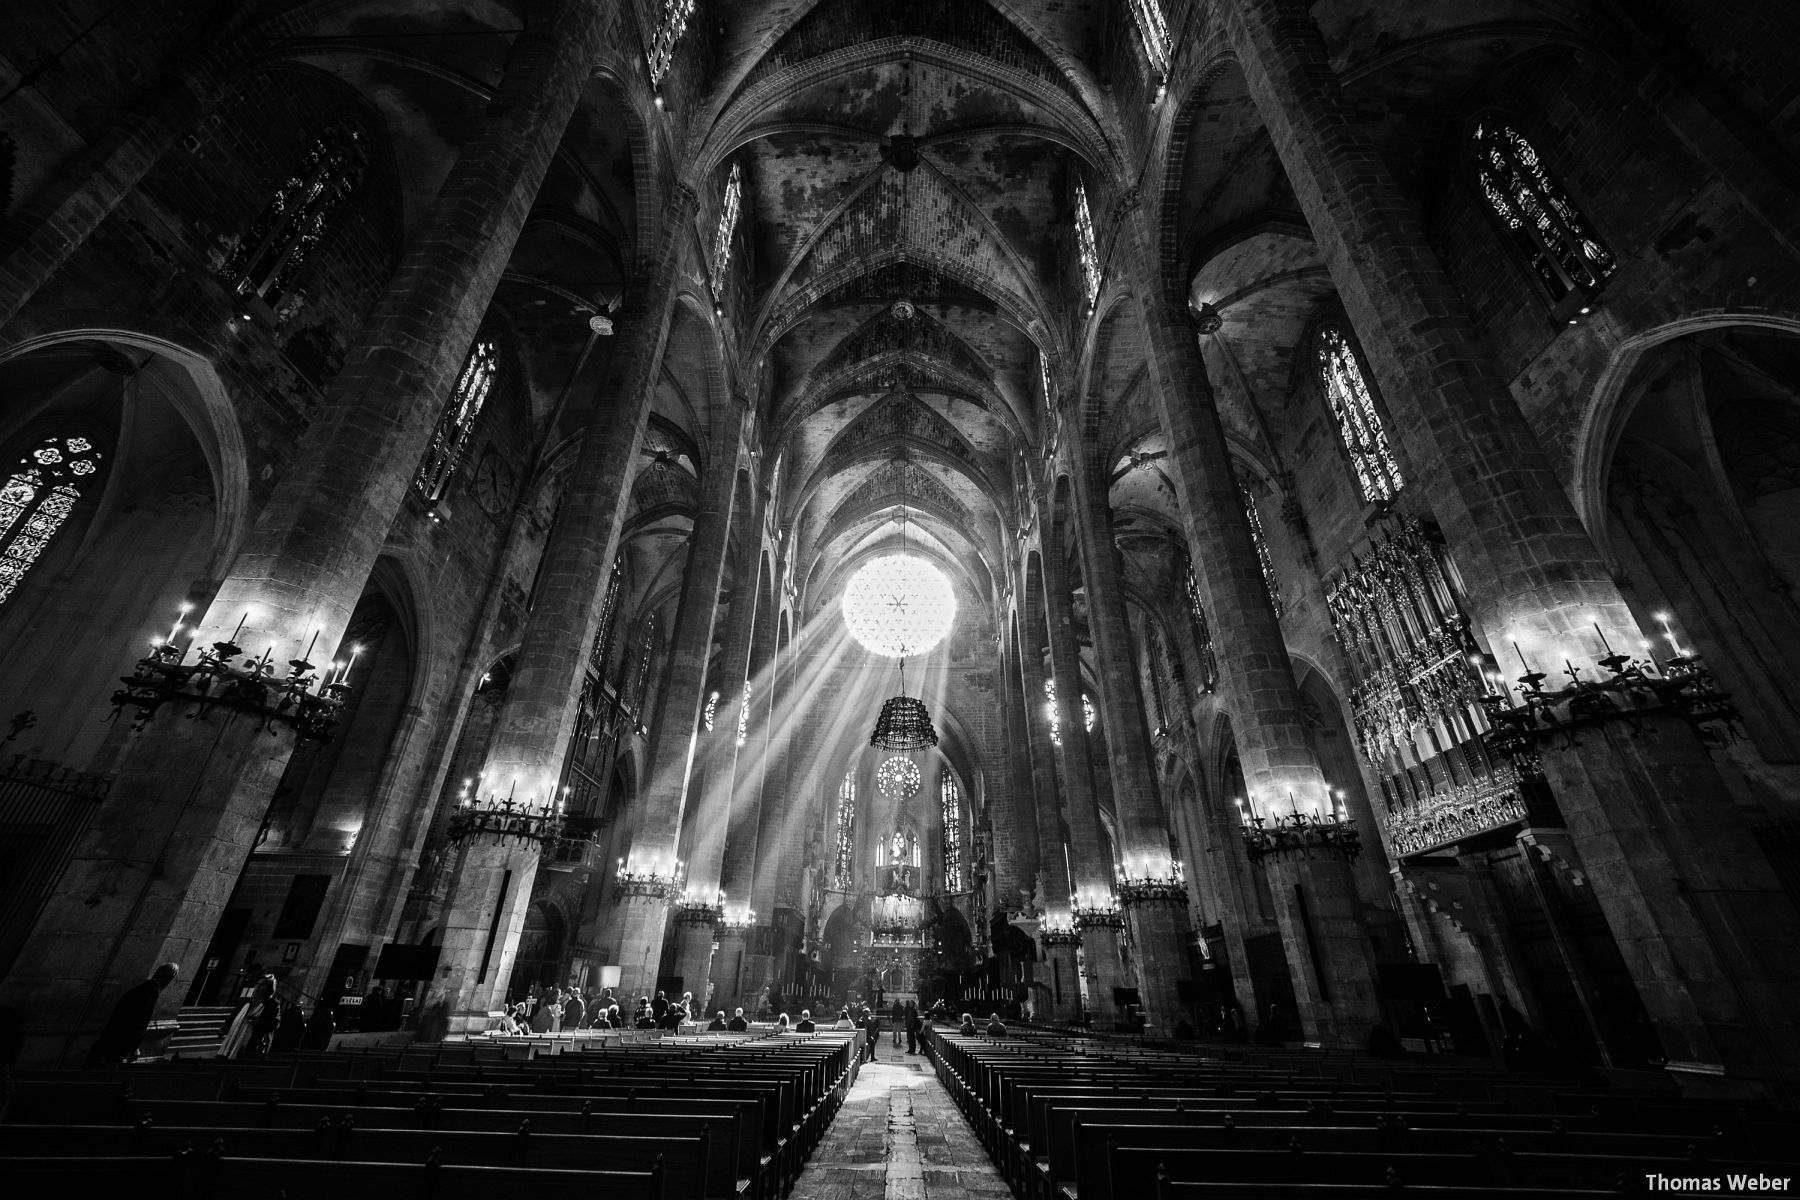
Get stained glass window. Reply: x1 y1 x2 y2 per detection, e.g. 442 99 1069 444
1184 560 1218 692
1081 692 1097 734
624 614 657 717
702 690 720 732
941 774 963 891
0 435 101 605
1128 0 1172 77
648 0 697 87
1473 119 1616 306
1240 478 1282 617
1044 677 1061 746
877 755 922 799
842 554 956 657
834 770 857 888
711 162 742 285
1074 180 1101 311
735 679 752 746
222 120 365 313
1317 326 1403 504
416 339 498 502
592 557 624 677
1039 350 1055 423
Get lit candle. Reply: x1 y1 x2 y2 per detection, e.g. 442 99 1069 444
339 644 360 684
302 629 319 665
1592 622 1614 656
230 612 248 644
1513 641 1530 671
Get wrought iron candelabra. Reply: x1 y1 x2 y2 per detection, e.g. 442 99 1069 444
111 620 350 744
616 855 686 900
445 796 564 846
1039 916 1082 947
1118 859 1188 905
1479 636 1740 760
676 888 727 927
1072 894 1126 930
1240 810 1363 867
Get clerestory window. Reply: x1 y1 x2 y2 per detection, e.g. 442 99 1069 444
222 120 365 317
1074 180 1101 312
416 339 498 502
0 434 103 605
1472 118 1616 310
1316 325 1403 504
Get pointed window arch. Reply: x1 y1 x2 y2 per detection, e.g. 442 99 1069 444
222 119 366 315
834 769 857 888
735 679 752 746
941 773 963 892
1183 558 1218 692
0 434 103 605
591 557 624 676
1240 477 1282 617
648 0 698 87
711 161 742 285
1074 180 1101 312
1472 118 1616 307
702 689 720 732
1127 0 1172 79
1317 325 1403 503
416 339 499 502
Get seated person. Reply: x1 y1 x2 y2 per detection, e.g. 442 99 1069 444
707 1010 728 1031
727 1007 749 1031
832 1007 855 1030
635 998 658 1030
986 1012 1008 1038
958 1012 978 1036
795 1009 817 1033
775 1013 791 1031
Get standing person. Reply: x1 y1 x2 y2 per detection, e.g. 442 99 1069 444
889 999 904 1047
84 963 179 1067
651 990 670 1024
564 988 586 1032
862 1005 880 1062
220 972 277 1059
905 1000 921 1055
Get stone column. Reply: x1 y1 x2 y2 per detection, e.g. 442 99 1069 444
1218 0 1800 1079
614 425 744 1001
0 1 612 1064
1038 524 1130 1020
715 548 781 1008
1015 602 1077 1022
1067 439 1193 1032
1116 188 1382 1045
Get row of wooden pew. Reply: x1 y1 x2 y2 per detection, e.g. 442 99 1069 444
0 1028 863 1199
925 1029 1800 1200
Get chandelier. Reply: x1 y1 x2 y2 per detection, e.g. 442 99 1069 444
1239 791 1362 867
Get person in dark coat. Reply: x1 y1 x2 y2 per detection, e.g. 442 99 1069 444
563 989 586 1032
795 1009 816 1033
651 991 670 1022
889 999 904 1047
727 1007 749 1031
85 963 179 1067
861 1007 879 1061
707 1010 728 1031
904 1000 921 1055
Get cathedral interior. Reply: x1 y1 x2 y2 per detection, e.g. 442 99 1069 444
5 0 1800 1151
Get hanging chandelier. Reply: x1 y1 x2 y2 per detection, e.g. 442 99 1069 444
869 442 939 751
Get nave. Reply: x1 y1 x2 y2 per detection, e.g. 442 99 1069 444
6 1021 1800 1198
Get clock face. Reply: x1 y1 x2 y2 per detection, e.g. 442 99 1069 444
473 448 516 515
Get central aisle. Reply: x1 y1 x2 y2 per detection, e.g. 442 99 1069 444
791 1054 1012 1200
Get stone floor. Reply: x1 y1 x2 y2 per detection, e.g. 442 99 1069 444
791 1050 1013 1200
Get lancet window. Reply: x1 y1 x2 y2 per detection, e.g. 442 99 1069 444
0 434 102 605
834 770 857 888
941 775 963 892
1472 119 1616 306
702 690 720 732
1239 478 1282 617
647 0 697 87
1183 559 1219 692
1074 180 1101 311
222 120 365 314
1127 0 1172 78
591 557 624 678
711 162 742 285
735 679 752 746
415 339 498 501
1317 325 1403 504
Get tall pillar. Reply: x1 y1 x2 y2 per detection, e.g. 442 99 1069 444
716 548 781 1008
1067 439 1193 1032
0 0 613 1065
1218 0 1800 1080
1116 188 1382 1045
1013 612 1076 1023
615 424 744 1001
1038 524 1129 1021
